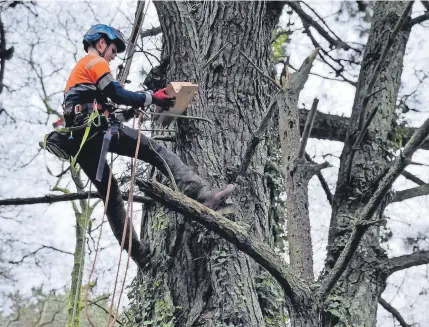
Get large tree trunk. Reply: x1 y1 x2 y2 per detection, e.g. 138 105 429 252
136 2 285 326
324 2 411 325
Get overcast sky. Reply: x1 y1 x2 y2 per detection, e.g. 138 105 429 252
1 1 429 326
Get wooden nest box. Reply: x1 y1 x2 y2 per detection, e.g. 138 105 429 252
154 82 199 126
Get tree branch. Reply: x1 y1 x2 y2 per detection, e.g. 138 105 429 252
401 170 425 186
318 113 429 300
305 153 333 204
379 297 412 327
407 12 429 28
140 26 162 38
8 245 73 264
381 251 429 276
299 108 429 151
232 90 282 181
287 1 352 50
0 192 152 206
298 98 319 158
358 2 413 129
390 183 429 203
136 179 310 302
239 49 282 90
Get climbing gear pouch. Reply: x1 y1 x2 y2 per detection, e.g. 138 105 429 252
96 123 119 181
41 131 70 161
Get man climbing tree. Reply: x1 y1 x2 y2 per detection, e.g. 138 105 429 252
46 24 234 268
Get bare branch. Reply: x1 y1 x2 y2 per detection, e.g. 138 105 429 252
88 297 124 326
407 12 429 28
117 1 146 84
305 153 333 204
0 192 152 206
233 90 282 181
8 245 73 264
136 179 310 300
382 251 429 276
140 26 161 38
379 297 412 327
287 1 352 50
390 183 429 203
239 49 282 90
318 113 429 300
401 170 425 186
298 98 319 158
204 42 229 68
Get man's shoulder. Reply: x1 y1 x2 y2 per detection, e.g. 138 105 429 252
75 54 109 70
86 55 109 69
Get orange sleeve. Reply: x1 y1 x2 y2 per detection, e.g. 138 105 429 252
85 57 112 84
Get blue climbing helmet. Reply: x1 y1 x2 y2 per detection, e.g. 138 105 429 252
83 24 126 53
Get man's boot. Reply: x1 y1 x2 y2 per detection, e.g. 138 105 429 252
197 184 235 210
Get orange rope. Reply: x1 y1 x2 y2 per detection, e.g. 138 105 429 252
107 110 143 327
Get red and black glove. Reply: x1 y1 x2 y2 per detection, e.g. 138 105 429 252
151 88 176 109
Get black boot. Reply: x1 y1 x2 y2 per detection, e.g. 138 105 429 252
197 184 235 210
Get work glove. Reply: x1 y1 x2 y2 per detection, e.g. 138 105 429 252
151 88 176 109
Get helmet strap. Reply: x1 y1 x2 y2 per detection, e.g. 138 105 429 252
101 43 111 58
94 38 111 58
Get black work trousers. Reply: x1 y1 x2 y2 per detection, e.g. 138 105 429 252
50 123 206 260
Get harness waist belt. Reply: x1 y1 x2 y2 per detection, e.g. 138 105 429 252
65 103 111 119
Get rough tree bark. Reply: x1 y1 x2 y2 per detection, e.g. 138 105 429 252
323 2 412 326
135 2 285 327
129 1 421 327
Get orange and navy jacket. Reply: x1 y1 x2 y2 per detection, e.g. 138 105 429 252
64 53 150 114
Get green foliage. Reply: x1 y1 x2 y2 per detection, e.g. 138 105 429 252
152 209 169 231
255 271 289 326
265 154 287 252
272 29 289 59
124 274 176 327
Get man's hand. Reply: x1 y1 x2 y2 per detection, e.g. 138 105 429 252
152 88 176 109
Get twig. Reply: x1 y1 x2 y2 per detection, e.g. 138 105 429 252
8 246 73 264
117 0 147 85
318 112 429 300
233 90 282 181
88 300 124 326
203 42 229 68
379 298 412 327
0 192 152 206
298 98 319 158
305 153 333 204
287 1 352 50
239 49 282 90
353 105 381 150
